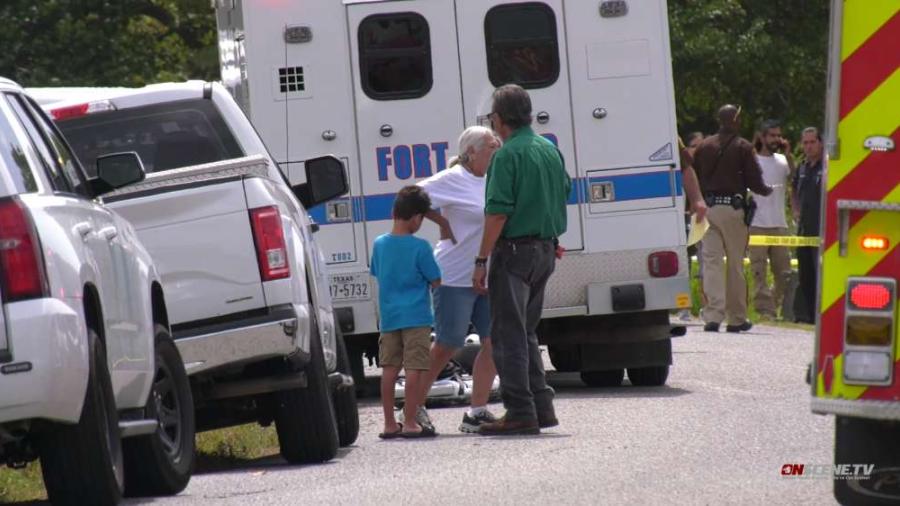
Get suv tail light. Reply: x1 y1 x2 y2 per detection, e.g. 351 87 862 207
0 197 48 301
49 100 115 121
648 251 678 278
249 206 290 281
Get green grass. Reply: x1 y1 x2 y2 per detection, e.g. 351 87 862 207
0 423 280 503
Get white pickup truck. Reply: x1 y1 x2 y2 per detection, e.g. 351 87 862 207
40 81 359 463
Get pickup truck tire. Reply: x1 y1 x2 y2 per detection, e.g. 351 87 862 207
580 369 624 387
39 329 124 506
627 366 669 387
834 416 900 505
274 320 339 464
123 326 196 497
334 329 360 447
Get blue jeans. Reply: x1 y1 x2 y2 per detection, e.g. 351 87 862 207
434 286 491 349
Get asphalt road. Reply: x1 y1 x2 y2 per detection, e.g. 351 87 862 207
126 323 835 505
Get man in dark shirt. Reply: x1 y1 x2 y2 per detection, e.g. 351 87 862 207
473 84 570 435
792 127 824 324
693 105 772 333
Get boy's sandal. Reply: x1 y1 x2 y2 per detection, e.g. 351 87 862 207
378 423 404 440
400 425 437 439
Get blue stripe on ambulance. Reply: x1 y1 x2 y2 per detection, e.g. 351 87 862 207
308 170 682 224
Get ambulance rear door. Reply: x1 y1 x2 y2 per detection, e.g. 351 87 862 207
455 0 583 251
563 0 684 253
347 0 465 253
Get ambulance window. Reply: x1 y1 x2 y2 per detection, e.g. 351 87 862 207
485 3 560 89
358 13 433 100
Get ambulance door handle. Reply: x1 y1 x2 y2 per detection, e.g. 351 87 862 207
536 111 550 124
380 124 393 138
593 108 608 119
322 130 336 141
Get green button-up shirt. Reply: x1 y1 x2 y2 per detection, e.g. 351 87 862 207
485 126 571 240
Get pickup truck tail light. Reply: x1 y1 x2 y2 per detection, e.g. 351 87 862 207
0 197 48 301
249 206 290 281
49 100 115 121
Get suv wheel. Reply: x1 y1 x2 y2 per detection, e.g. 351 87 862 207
273 317 339 464
39 329 124 506
124 324 196 497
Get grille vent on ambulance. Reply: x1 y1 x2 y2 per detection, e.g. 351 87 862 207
278 66 305 93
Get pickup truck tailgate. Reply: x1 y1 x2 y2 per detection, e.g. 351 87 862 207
103 156 270 326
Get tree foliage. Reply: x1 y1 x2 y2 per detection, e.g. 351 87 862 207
669 0 829 140
2 0 829 142
0 0 218 87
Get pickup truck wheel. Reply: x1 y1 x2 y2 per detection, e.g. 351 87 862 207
834 416 900 505
123 325 196 497
274 322 339 464
627 366 669 387
334 329 360 447
39 329 124 506
580 369 624 387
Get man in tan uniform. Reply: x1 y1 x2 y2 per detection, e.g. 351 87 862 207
693 105 772 332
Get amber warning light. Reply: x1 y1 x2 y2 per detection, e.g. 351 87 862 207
861 236 889 251
849 283 892 311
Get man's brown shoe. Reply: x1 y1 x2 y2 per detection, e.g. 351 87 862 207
479 416 539 436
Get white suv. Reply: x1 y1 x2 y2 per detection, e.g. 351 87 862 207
0 78 195 505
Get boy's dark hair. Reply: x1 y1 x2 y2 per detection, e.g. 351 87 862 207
491 84 532 130
393 185 432 220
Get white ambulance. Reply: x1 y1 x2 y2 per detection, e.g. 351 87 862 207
214 0 690 387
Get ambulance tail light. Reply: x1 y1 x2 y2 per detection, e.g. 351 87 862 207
648 251 678 278
861 235 889 251
843 277 896 385
249 206 290 282
50 100 116 121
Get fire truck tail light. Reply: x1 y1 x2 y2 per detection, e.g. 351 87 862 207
846 316 892 346
843 351 892 383
648 251 678 278
861 235 889 251
50 100 115 121
849 282 893 311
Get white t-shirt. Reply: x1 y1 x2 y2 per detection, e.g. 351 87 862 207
417 165 485 287
751 153 790 228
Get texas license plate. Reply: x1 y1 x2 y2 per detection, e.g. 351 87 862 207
329 273 371 302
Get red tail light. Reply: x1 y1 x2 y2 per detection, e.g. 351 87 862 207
49 100 115 121
249 206 290 281
0 198 48 301
648 251 679 278
849 282 893 311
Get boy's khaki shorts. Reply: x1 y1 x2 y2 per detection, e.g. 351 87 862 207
379 326 431 371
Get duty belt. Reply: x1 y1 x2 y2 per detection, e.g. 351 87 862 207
704 194 743 209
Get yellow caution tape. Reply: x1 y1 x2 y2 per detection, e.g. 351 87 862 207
748 235 820 247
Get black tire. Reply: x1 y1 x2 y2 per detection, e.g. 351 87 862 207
834 416 900 505
346 343 368 397
123 325 195 497
274 320 339 464
452 344 481 375
627 366 670 387
333 327 360 447
548 345 580 372
580 369 624 387
39 329 124 506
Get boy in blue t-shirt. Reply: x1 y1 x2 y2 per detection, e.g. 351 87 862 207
371 186 442 438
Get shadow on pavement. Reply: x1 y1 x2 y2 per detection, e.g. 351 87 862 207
192 446 355 477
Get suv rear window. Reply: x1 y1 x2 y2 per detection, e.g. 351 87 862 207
56 98 244 177
0 98 38 197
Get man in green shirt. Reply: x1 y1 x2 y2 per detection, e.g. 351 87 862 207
473 84 570 435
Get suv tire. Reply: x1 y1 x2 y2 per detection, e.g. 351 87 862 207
334 328 360 447
627 366 670 387
124 325 196 497
274 318 339 464
39 329 124 506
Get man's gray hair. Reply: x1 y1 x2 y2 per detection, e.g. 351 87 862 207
801 126 822 142
492 84 532 130
449 126 499 168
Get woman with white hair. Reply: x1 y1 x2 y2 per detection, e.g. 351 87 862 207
416 125 501 433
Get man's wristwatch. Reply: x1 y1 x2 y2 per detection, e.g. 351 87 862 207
474 256 488 267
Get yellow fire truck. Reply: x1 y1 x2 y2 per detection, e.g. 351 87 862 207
811 0 900 504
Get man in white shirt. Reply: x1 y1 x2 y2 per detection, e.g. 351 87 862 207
749 120 796 319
